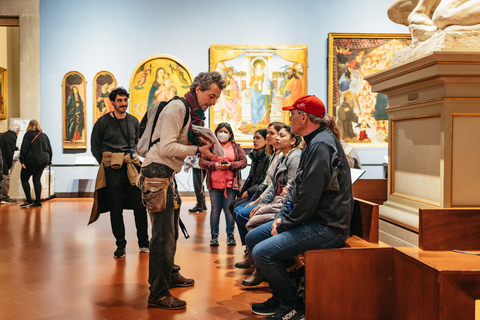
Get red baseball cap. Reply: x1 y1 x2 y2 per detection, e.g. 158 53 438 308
282 95 326 118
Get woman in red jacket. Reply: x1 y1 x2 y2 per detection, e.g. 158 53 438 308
200 122 247 246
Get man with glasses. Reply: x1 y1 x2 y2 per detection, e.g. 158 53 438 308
246 95 353 320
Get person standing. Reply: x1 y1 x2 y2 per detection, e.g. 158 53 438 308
19 120 52 208
246 95 353 319
89 87 149 258
199 122 247 246
140 72 225 310
0 123 19 204
184 156 207 213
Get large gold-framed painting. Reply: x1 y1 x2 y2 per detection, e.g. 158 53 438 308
210 44 308 146
93 71 117 124
129 54 194 121
63 71 87 149
0 67 6 120
328 33 411 147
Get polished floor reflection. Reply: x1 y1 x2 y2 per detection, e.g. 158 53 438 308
0 198 271 319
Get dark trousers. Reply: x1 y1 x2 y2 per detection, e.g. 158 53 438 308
21 166 44 203
192 168 206 206
142 163 180 297
105 166 149 249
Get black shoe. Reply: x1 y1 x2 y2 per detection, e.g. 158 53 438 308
226 234 236 245
1 197 17 204
20 201 33 208
189 204 206 212
235 252 254 269
170 272 195 288
251 297 279 316
210 234 219 246
114 247 125 258
30 202 42 208
262 306 305 320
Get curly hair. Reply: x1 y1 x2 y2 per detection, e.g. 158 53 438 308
190 72 226 92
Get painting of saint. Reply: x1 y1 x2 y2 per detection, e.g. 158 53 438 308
93 71 116 124
63 71 87 149
129 55 193 120
210 45 308 146
328 33 411 146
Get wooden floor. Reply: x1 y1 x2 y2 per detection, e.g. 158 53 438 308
0 198 272 320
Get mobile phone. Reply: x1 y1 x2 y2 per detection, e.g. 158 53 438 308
221 160 228 164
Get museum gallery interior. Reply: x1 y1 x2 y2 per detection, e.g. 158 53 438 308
1 0 480 319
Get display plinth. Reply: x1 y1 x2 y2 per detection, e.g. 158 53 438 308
366 51 480 232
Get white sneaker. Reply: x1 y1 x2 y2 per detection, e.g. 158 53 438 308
139 247 149 253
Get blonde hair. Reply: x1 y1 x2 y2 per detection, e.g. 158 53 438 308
26 119 42 132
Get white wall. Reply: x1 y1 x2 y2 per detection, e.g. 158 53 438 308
39 0 407 193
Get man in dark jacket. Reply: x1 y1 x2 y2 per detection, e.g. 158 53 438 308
0 123 19 204
245 95 353 320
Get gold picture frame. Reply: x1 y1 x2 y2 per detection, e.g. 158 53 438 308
93 71 117 125
210 44 308 147
0 67 6 120
129 54 194 121
328 33 411 147
62 71 87 149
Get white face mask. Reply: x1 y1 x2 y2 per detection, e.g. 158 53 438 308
217 132 229 143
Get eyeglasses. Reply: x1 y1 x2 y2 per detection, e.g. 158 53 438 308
289 110 304 117
219 122 231 127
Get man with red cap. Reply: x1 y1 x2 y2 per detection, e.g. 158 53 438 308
245 95 353 320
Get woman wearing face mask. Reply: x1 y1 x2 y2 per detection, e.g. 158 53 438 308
237 125 302 287
199 122 247 246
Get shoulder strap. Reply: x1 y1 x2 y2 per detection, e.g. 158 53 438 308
149 96 190 149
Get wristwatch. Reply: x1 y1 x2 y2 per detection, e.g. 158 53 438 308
196 146 201 155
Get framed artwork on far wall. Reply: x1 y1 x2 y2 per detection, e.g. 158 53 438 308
62 71 87 149
0 67 6 120
93 71 117 124
129 54 194 121
210 44 308 147
328 33 411 147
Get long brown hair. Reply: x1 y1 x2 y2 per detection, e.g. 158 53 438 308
265 121 285 155
26 119 42 132
325 115 340 140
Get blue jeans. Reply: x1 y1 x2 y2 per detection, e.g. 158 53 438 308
245 220 347 309
209 188 237 236
234 202 259 245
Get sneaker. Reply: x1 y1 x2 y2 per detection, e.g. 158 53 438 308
262 306 305 320
226 234 236 245
30 202 42 208
263 307 305 320
1 198 17 204
188 204 206 213
114 247 125 258
170 271 195 288
20 201 33 208
210 234 219 246
148 293 186 310
139 247 149 253
251 297 279 316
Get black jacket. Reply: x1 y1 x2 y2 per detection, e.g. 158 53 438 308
275 124 353 236
0 130 18 174
240 148 270 197
19 131 53 168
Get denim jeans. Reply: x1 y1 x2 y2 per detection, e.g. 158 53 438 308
234 202 259 245
209 188 237 236
245 220 347 309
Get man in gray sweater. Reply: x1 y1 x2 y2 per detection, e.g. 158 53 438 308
141 72 225 310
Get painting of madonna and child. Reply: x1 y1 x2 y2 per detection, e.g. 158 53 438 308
210 45 308 147
129 54 194 121
328 33 411 147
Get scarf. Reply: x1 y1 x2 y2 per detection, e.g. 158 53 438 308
184 90 206 145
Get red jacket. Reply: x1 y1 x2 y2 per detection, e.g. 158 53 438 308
199 141 247 192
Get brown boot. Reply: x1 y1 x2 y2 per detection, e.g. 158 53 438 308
235 251 254 269
170 271 195 288
241 266 266 286
148 293 186 309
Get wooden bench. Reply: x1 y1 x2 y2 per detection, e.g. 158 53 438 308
305 197 394 320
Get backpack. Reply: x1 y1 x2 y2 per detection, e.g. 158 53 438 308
136 96 189 158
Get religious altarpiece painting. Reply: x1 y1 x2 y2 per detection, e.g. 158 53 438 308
328 33 411 147
93 71 117 124
129 54 194 121
210 45 308 147
0 67 6 120
63 71 87 149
